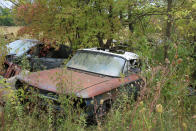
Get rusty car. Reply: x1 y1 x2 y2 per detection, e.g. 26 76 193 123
15 48 144 118
0 39 71 78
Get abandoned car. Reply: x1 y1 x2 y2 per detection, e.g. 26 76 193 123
0 39 71 78
15 48 144 117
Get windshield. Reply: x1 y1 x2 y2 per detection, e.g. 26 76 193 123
6 40 37 57
66 51 125 77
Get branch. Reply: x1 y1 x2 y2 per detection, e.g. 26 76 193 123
124 13 167 24
6 0 19 7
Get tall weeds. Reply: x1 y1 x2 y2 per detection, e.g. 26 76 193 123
0 35 195 130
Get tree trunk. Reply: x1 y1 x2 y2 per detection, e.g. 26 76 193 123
128 4 134 33
105 38 113 48
164 0 173 60
105 4 114 48
97 33 104 48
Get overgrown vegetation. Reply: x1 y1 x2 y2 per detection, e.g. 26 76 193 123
0 0 196 130
0 7 15 26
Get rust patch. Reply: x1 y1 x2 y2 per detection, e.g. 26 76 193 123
17 68 141 98
77 74 140 98
0 61 21 78
17 68 112 95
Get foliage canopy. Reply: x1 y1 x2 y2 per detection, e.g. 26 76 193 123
0 7 15 26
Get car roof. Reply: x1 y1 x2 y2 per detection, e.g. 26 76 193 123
6 39 39 57
80 48 139 60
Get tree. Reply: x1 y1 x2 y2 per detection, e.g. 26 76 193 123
13 0 195 53
14 0 129 49
0 7 15 26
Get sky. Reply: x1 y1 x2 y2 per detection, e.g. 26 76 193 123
0 0 13 8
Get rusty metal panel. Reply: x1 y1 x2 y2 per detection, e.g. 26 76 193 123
77 74 140 98
17 68 111 94
2 61 21 78
17 68 141 99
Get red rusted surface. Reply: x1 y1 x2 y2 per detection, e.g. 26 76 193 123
0 61 21 78
17 68 140 98
77 74 140 98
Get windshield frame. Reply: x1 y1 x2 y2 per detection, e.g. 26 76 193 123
66 50 127 78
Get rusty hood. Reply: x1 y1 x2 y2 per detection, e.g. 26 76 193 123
17 68 140 98
17 68 111 96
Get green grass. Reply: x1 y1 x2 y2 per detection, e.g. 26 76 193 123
0 63 195 131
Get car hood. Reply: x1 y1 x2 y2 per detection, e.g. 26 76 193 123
17 68 141 98
17 68 113 97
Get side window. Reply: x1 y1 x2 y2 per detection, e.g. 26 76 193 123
128 59 141 73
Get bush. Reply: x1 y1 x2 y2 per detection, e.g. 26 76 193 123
0 7 15 26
